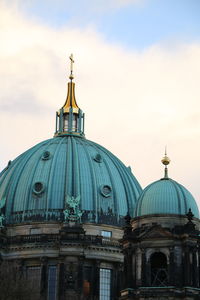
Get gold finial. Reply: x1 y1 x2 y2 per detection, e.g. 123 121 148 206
69 53 74 80
161 146 170 179
61 54 79 113
161 146 170 166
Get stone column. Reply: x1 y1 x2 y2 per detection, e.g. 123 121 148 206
127 248 133 288
193 248 199 287
136 248 142 286
123 248 133 289
77 256 84 294
117 263 124 295
189 249 193 286
173 246 183 287
92 260 100 298
131 249 136 287
40 256 48 299
58 259 66 300
123 253 128 289
169 247 174 286
145 256 151 287
141 249 145 286
184 246 190 286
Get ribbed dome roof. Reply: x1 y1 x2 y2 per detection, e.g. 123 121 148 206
0 136 142 226
134 178 199 218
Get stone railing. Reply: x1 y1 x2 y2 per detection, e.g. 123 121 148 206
7 209 125 227
6 233 120 248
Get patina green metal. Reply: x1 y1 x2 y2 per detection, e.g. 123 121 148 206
0 136 142 226
64 195 82 223
135 178 199 218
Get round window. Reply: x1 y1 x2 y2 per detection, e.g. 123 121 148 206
42 151 51 160
100 185 112 197
94 153 102 163
33 182 45 195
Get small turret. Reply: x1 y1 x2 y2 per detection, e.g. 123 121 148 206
54 54 85 137
161 147 170 179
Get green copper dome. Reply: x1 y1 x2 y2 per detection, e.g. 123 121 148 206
134 178 199 218
0 136 142 226
0 57 142 226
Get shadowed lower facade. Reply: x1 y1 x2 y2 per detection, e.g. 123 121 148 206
120 154 200 299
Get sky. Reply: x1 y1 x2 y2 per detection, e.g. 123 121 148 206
0 0 200 207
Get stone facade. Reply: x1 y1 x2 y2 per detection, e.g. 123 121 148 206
120 213 200 299
0 221 124 299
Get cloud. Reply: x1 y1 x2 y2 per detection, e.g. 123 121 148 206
0 2 200 207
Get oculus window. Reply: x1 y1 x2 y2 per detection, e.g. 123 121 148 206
33 182 45 195
100 185 112 197
42 151 51 160
94 153 102 163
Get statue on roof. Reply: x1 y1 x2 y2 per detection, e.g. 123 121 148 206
64 195 82 223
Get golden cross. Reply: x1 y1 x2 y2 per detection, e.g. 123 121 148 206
69 54 74 79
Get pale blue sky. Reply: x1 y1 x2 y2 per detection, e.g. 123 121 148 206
16 0 200 49
1 0 200 203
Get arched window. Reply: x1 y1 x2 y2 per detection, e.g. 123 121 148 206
150 252 168 286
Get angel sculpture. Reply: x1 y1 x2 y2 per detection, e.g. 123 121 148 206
64 195 82 222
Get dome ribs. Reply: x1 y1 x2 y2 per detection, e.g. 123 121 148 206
78 137 98 222
1 136 142 226
46 137 66 212
135 179 199 218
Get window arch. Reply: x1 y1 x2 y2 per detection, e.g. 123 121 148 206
150 252 168 286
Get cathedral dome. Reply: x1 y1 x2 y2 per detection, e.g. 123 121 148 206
0 136 141 226
134 178 199 218
0 58 142 226
134 154 199 218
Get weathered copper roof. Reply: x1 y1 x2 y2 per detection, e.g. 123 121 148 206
134 178 199 218
0 136 142 225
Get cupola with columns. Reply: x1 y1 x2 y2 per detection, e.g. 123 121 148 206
55 54 85 137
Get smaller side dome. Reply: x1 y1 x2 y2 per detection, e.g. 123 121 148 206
135 152 199 218
134 179 199 218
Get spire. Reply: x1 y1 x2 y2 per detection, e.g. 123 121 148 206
54 55 85 137
161 147 170 179
62 54 79 114
69 53 74 80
